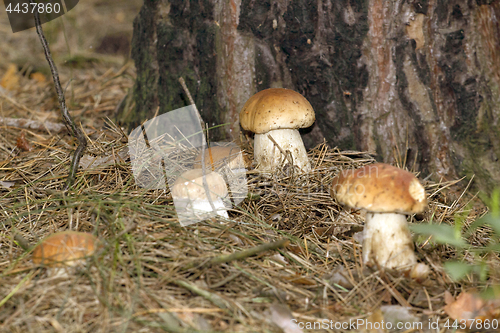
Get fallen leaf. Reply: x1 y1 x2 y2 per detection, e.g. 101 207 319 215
269 253 288 266
30 72 46 83
0 181 15 189
380 305 420 329
444 292 485 320
268 303 303 333
444 291 500 326
228 233 244 246
16 132 32 151
313 226 333 237
444 290 454 305
0 64 20 90
286 244 304 255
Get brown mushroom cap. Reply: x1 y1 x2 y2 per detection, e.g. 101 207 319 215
193 146 246 170
171 169 228 201
331 163 427 214
32 231 99 267
239 88 315 134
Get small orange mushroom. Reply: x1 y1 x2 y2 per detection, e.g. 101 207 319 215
32 231 99 267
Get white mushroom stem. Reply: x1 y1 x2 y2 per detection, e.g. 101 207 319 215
173 196 229 225
254 129 311 172
171 170 229 226
363 212 417 269
189 197 229 218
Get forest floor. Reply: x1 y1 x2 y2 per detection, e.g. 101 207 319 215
1 1 499 332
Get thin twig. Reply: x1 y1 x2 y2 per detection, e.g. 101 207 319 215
172 279 230 310
31 1 87 190
181 238 290 271
208 239 289 265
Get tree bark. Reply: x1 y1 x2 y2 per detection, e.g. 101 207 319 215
125 0 500 194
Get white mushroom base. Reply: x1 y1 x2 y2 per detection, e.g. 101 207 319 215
363 212 417 269
174 197 229 226
254 129 311 173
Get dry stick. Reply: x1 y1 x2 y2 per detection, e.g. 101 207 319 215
140 262 231 311
172 279 230 310
208 239 289 265
30 1 87 190
182 238 289 271
208 271 242 289
0 117 67 133
178 77 218 215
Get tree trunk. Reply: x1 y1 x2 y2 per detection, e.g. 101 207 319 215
124 0 500 194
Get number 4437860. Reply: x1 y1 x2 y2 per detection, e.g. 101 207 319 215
444 318 498 330
5 2 61 14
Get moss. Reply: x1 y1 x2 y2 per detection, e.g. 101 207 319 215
450 98 500 195
123 2 159 131
195 24 223 140
432 3 500 194
124 0 224 140
155 22 223 141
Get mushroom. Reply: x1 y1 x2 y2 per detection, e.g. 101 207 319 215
171 169 229 226
193 145 247 173
32 231 99 267
331 163 427 271
239 88 315 173
193 145 248 205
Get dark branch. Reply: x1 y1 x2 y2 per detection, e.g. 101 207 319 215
31 1 87 190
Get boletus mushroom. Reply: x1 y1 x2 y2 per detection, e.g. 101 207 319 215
32 231 99 267
193 145 247 173
239 88 315 173
193 145 248 205
171 169 229 225
331 163 429 275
